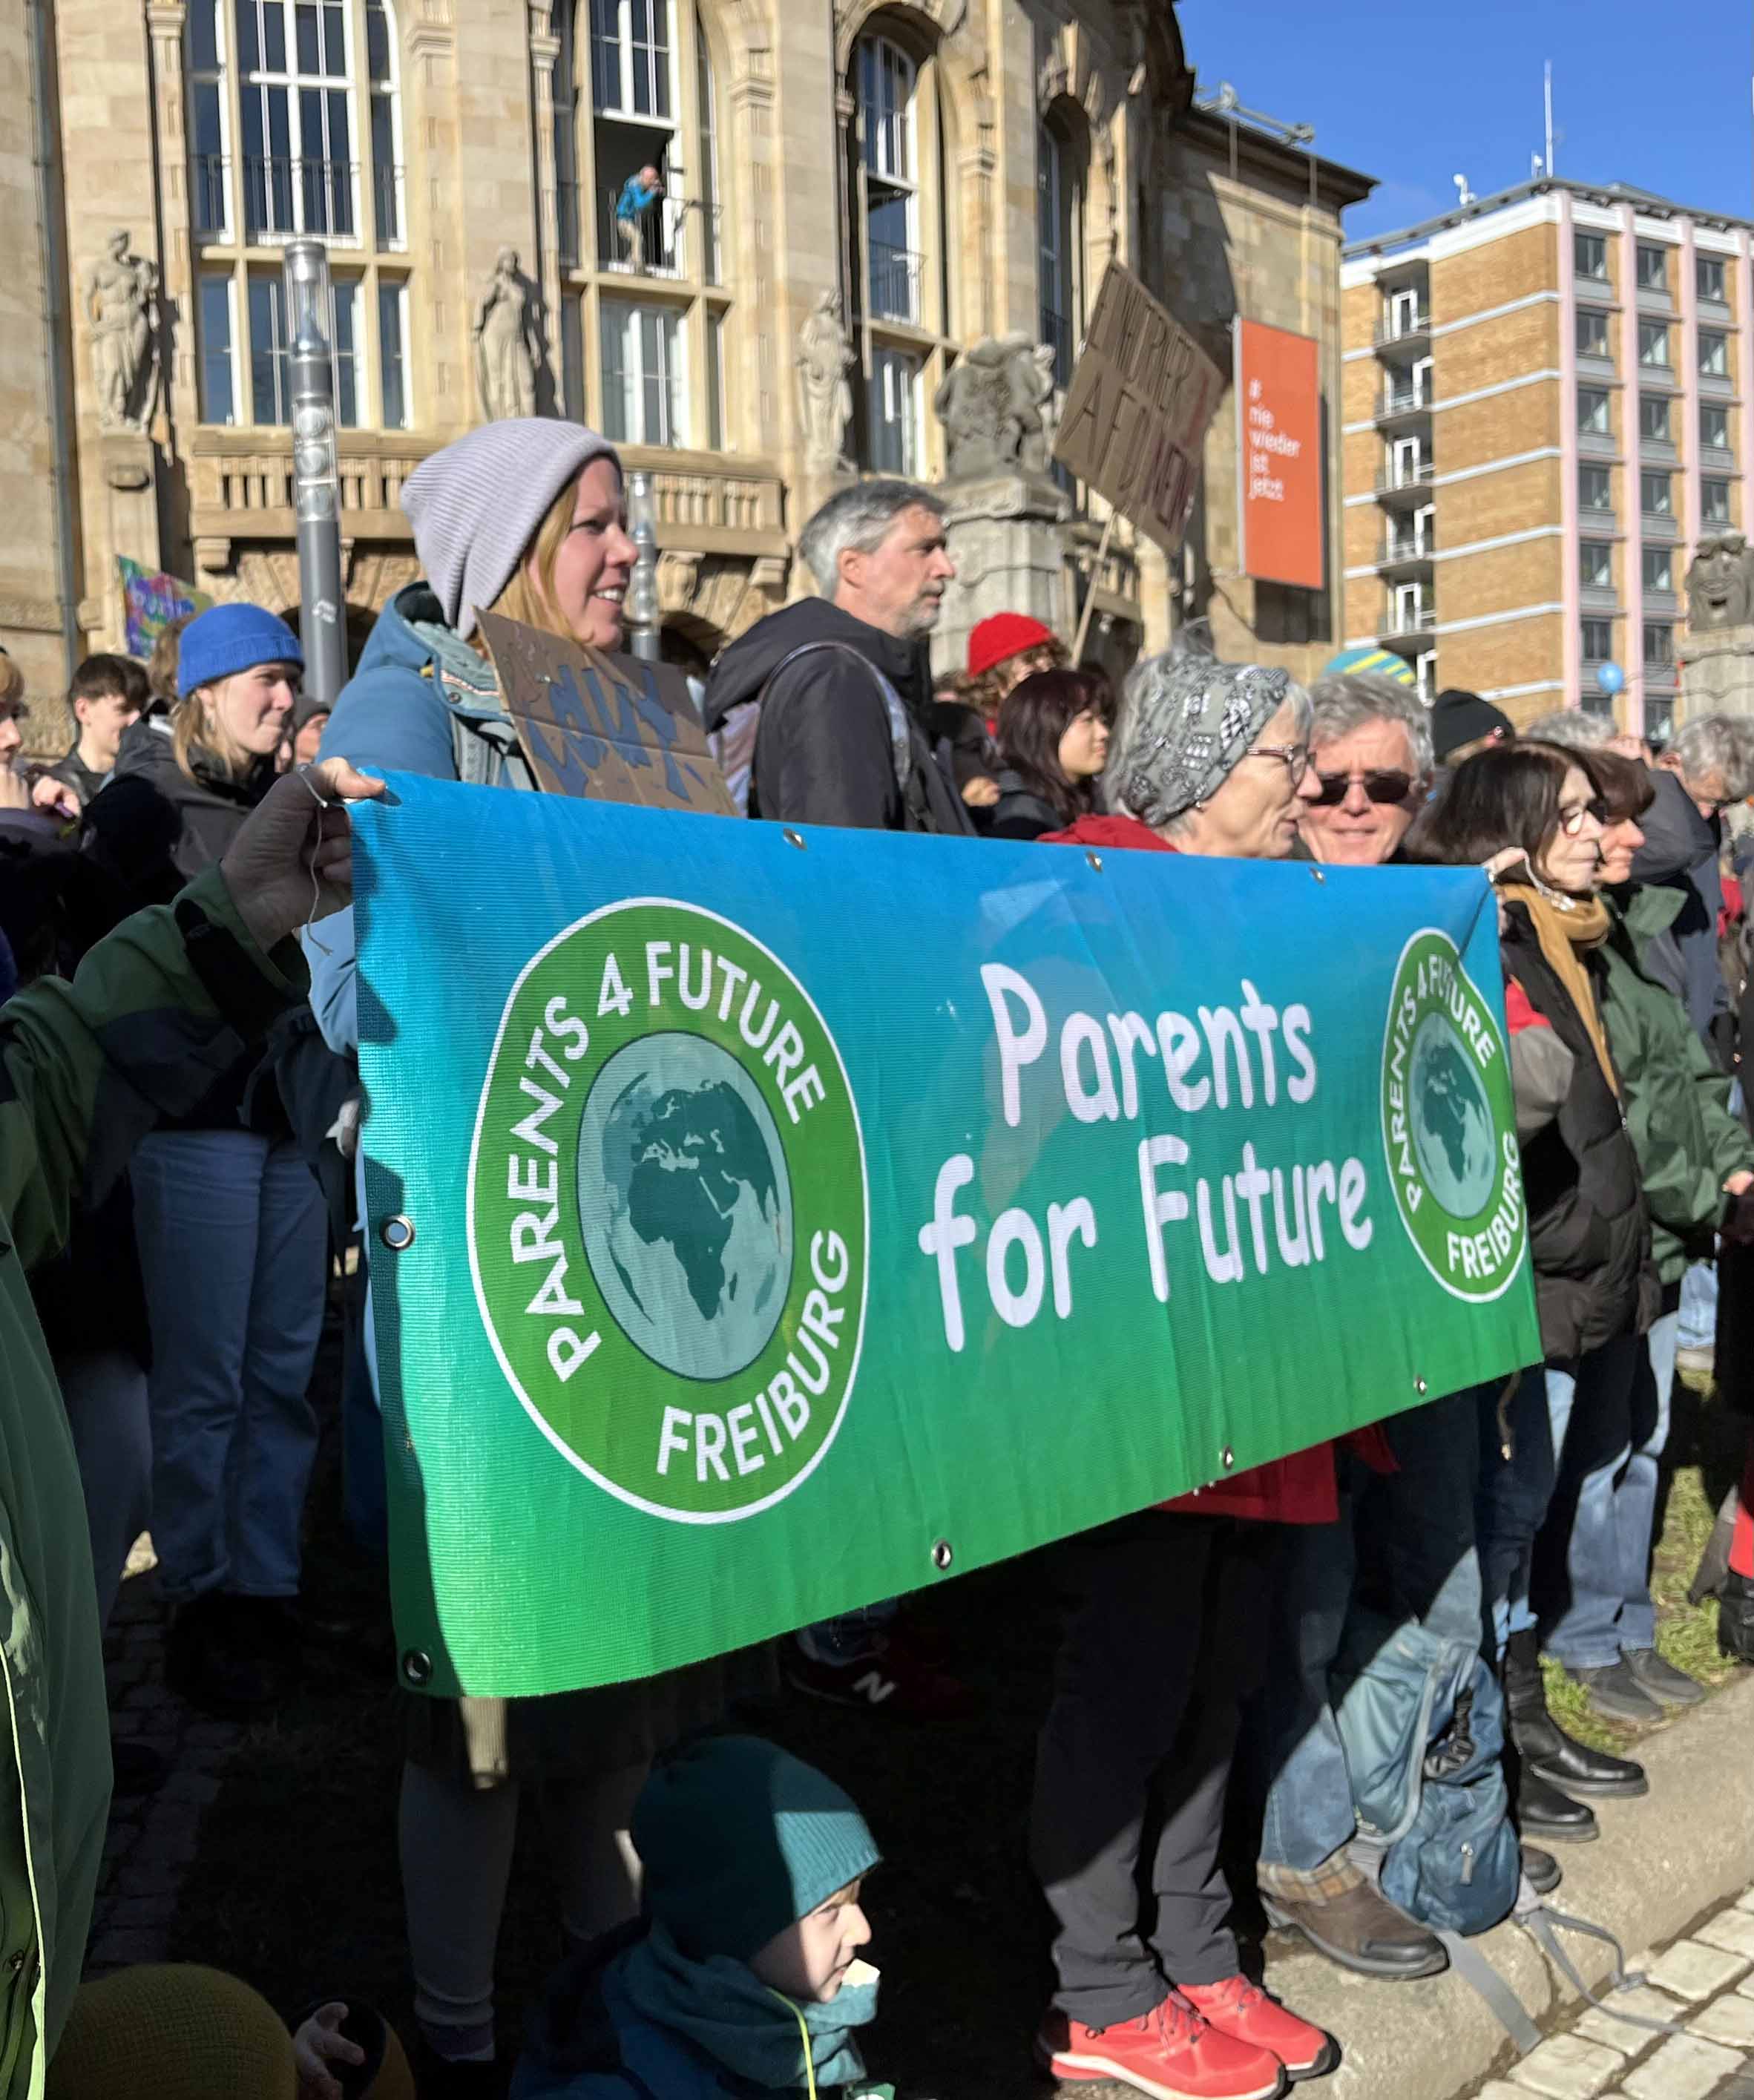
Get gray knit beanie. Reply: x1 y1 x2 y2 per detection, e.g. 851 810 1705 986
401 419 622 640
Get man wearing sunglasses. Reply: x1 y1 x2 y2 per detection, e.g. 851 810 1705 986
1259 669 1548 1982
1295 670 1432 867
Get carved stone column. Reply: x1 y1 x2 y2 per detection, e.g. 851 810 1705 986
528 0 565 407
406 6 464 427
145 0 197 453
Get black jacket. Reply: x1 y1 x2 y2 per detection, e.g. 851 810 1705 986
702 598 974 836
107 715 277 886
988 767 1065 841
1504 902 1657 1361
45 747 108 810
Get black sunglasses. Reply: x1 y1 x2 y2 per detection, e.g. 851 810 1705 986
1309 767 1416 807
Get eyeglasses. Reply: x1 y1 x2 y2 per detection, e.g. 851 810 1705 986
1558 798 1609 836
1309 767 1416 807
1249 742 1311 785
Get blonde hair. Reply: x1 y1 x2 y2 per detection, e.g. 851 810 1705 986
473 463 621 650
147 612 194 703
171 677 256 784
0 653 23 716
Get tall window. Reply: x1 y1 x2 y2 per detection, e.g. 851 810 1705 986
1577 386 1610 436
1643 545 1672 594
1038 115 1085 387
1704 478 1733 526
1580 542 1612 590
1698 255 1727 302
600 298 686 446
1579 465 1612 511
1638 321 1670 369
1574 232 1608 281
1639 393 1669 442
1581 617 1614 661
1643 622 1673 667
859 37 919 324
1702 404 1732 452
1640 469 1672 516
1700 330 1730 378
592 0 671 118
1635 242 1668 293
870 346 921 474
188 0 410 430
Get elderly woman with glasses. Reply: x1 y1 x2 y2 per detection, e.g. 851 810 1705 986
1418 744 1659 1843
1025 652 1342 2100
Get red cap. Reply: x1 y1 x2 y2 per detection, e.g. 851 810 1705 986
967 613 1058 680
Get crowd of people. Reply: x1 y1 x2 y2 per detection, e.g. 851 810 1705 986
3 416 1754 2100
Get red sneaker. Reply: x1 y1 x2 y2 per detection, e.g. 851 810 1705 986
1036 1994 1286 2100
1180 1978 1337 2083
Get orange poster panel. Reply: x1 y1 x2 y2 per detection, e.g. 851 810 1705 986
1238 319 1324 591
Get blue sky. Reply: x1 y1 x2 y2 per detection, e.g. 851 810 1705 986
1180 0 1754 243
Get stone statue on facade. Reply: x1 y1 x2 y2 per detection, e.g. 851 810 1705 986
1686 533 1754 631
934 333 1060 481
473 248 539 422
796 290 854 470
85 229 157 433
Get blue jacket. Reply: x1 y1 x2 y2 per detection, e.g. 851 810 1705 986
307 580 530 1051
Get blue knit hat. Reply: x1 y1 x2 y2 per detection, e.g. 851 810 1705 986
176 604 303 700
633 1736 880 1965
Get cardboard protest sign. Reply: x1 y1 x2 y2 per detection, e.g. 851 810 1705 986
1051 264 1226 555
352 783 1540 1696
479 611 736 816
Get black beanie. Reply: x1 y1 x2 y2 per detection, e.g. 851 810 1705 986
1431 688 1514 764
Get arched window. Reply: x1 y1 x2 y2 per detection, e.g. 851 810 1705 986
187 0 410 430
1038 110 1086 387
847 22 953 476
548 0 730 449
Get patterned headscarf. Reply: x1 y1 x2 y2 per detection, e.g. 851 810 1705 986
1111 653 1293 825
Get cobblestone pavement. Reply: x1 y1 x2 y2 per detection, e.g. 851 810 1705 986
82 1566 241 1977
1475 1890 1754 2100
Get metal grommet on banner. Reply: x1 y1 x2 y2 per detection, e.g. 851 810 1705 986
782 827 807 850
1310 868 1327 885
380 1214 415 1251
1414 1377 1428 1396
1085 851 1103 871
401 1649 433 1687
1221 1446 1235 1471
931 1538 953 1571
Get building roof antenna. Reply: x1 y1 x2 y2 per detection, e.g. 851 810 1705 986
1545 61 1557 179
1454 174 1476 208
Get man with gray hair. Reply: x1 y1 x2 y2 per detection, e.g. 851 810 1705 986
703 479 972 836
1296 671 1433 867
1632 714 1747 1049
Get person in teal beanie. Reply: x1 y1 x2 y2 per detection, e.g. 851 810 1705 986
513 1736 892 2099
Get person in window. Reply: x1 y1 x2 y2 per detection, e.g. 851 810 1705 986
312 417 763 2095
614 162 666 272
1030 651 1341 2100
1416 747 1656 1818
988 666 1109 841
701 479 973 836
46 653 148 810
104 604 333 1717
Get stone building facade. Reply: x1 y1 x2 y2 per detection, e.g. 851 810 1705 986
2 0 1371 749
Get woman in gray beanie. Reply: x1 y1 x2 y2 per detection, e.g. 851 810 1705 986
1026 650 1344 2099
307 421 754 2093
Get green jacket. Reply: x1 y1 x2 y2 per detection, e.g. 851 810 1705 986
0 867 301 2096
1600 882 1754 1287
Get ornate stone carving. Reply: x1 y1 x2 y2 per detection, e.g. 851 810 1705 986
473 248 539 421
795 290 854 470
85 229 160 433
1686 534 1754 631
933 334 1059 481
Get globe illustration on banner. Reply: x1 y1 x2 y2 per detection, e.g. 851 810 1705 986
1408 1011 1496 1218
578 1032 794 1381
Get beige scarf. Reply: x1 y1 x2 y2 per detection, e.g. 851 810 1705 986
1498 881 1617 1095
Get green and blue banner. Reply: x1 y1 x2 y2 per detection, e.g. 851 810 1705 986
351 777 1541 1696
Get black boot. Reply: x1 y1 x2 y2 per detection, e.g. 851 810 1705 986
1515 1762 1598 1844
1721 1569 1754 1664
1520 1844 1563 1896
1503 1628 1647 1799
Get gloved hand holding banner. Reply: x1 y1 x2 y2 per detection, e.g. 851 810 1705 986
352 776 1540 1697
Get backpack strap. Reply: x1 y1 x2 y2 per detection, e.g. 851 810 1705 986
753 641 914 798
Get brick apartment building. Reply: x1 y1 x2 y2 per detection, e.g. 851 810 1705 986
1341 177 1754 735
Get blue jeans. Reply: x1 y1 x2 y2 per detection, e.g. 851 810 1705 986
1477 1332 1643 1667
1258 1387 1486 1871
134 1131 328 1604
1612 1313 1678 1652
1679 1261 1718 1351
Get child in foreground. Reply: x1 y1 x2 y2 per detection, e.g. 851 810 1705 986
512 1734 892 2099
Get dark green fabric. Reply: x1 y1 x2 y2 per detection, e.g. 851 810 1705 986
633 1738 879 1966
1601 883 1754 1284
